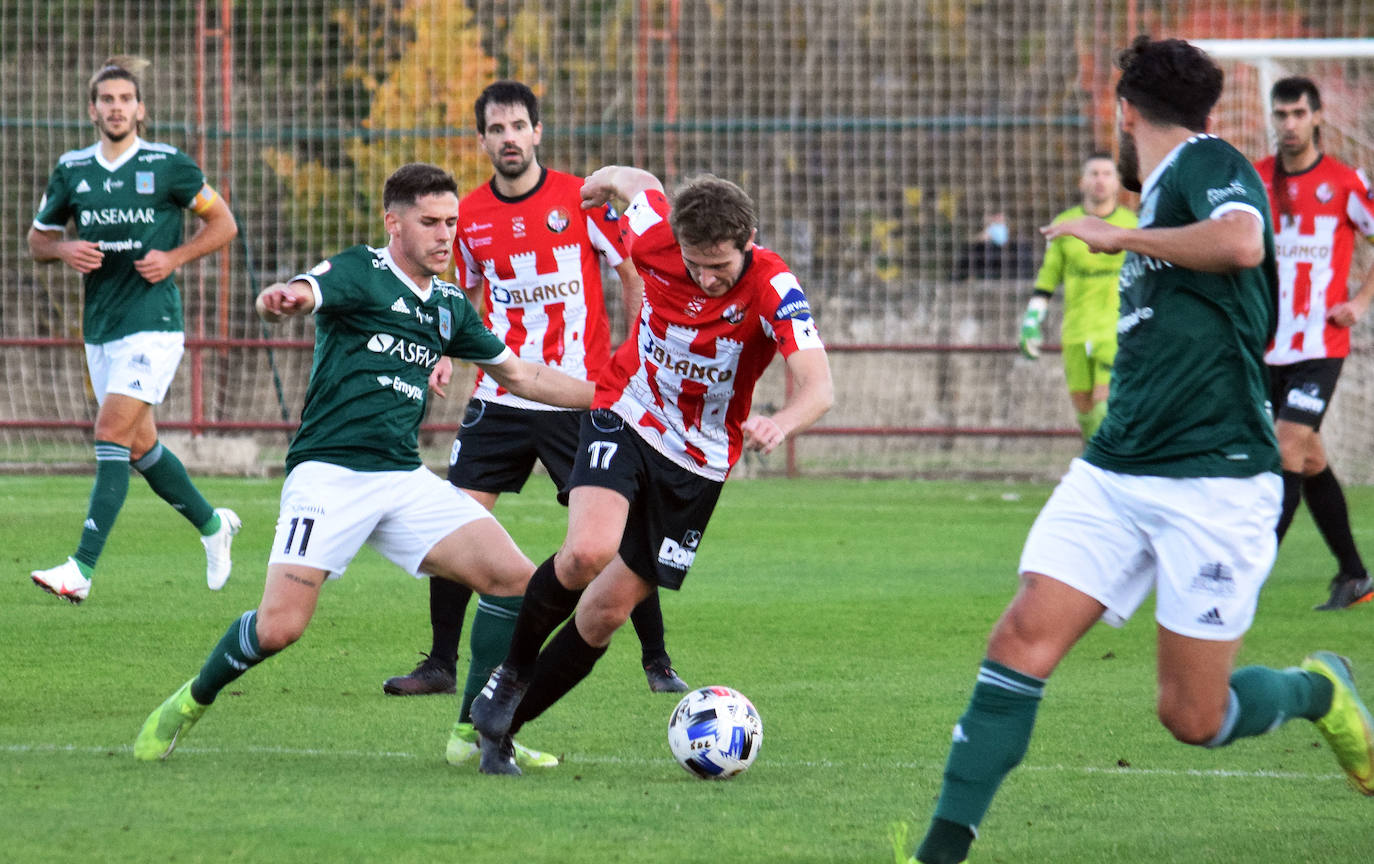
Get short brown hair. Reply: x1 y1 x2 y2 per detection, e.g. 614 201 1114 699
669 174 757 251
383 163 458 210
1115 36 1222 133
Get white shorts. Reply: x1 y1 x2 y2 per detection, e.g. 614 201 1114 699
85 331 185 405
269 460 495 579
1019 458 1281 641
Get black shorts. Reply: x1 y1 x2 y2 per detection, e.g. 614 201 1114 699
1269 357 1344 430
566 408 723 590
445 400 583 495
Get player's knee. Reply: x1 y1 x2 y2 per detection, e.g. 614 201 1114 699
1157 701 1222 746
555 541 615 588
575 599 630 646
254 609 307 652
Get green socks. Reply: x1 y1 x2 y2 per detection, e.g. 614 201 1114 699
132 441 215 530
918 659 1045 863
191 610 278 705
459 593 523 722
73 441 132 571
1206 665 1334 747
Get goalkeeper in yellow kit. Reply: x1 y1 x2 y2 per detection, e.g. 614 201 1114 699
1019 152 1137 440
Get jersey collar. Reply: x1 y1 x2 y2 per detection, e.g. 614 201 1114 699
93 137 145 173
489 166 548 204
375 245 434 302
1140 134 1214 202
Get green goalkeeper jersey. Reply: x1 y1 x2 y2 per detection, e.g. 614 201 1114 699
1084 135 1280 479
285 244 510 474
1034 204 1137 344
32 139 213 344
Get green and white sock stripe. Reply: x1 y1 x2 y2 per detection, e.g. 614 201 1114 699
237 610 263 662
475 596 520 620
130 441 164 471
977 660 1046 698
94 442 131 462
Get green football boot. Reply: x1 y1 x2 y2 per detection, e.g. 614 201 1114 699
134 678 208 761
1302 651 1374 795
446 721 559 769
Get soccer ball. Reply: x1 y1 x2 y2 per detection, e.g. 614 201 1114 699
667 685 763 779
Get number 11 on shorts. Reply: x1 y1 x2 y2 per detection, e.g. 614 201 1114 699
283 516 315 555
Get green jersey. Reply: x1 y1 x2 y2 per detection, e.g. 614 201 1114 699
1035 204 1137 344
285 244 511 473
32 138 214 344
1085 135 1280 478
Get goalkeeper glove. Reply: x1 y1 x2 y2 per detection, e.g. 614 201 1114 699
1018 295 1048 359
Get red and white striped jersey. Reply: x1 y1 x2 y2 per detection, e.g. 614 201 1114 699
1255 153 1374 363
597 189 825 481
456 168 627 409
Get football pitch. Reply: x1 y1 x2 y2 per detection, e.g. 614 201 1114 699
3 474 1372 863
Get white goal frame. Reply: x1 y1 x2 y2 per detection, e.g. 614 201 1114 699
1192 38 1374 151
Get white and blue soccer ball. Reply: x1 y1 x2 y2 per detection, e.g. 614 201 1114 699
667 685 763 779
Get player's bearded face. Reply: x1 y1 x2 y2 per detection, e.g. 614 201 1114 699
1118 129 1142 194
481 103 541 180
89 80 143 143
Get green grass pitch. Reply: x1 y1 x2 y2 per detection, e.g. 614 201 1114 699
2 474 1372 862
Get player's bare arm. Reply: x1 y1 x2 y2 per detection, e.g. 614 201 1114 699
1044 210 1263 273
428 356 455 398
1327 253 1374 328
255 279 316 323
28 227 105 274
742 347 834 454
581 165 665 213
614 258 645 334
476 355 595 409
134 193 238 284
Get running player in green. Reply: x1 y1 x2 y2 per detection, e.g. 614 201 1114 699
1019 152 1137 440
902 37 1374 864
133 163 591 765
28 56 241 604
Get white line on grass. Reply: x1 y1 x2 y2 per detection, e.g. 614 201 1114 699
0 742 1344 782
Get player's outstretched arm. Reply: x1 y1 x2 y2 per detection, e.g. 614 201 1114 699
1042 211 1263 273
742 348 834 454
581 166 665 213
255 280 315 323
135 194 238 284
477 356 595 409
27 227 104 274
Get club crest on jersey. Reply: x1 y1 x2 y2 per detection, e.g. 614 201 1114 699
135 171 155 194
1315 182 1333 204
545 207 571 233
721 303 746 325
438 306 452 339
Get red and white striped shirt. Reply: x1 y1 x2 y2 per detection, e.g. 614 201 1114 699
597 189 825 481
456 168 626 408
1256 153 1374 363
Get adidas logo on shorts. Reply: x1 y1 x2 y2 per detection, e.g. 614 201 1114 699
1197 607 1225 626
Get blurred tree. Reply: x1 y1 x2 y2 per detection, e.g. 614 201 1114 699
260 0 530 262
